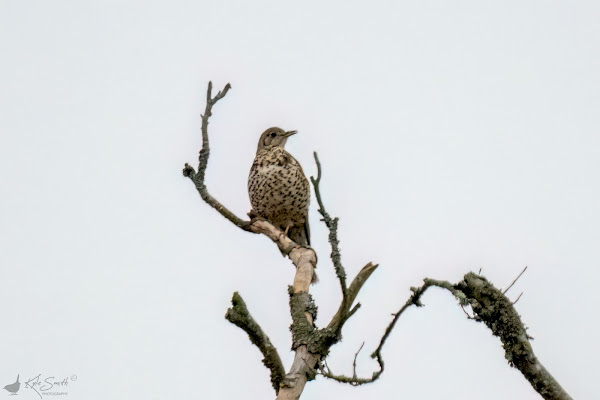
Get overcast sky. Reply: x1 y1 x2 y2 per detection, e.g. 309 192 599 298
1 1 598 399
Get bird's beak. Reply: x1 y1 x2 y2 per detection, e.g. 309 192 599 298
284 130 298 137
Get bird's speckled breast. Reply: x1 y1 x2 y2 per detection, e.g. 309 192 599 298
248 147 310 229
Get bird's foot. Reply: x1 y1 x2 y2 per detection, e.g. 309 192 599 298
247 212 268 224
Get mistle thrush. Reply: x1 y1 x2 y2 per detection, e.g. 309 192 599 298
248 127 311 248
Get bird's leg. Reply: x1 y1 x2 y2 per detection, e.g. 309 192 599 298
247 210 268 224
284 222 293 237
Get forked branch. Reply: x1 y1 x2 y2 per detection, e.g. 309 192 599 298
319 273 573 400
182 81 247 229
277 153 380 400
184 82 317 397
185 81 571 400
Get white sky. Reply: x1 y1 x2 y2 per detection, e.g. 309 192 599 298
1 1 598 399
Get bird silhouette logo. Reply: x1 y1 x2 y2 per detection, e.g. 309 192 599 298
3 375 20 395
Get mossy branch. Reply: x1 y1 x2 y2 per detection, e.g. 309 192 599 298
320 273 573 400
225 292 286 393
458 273 572 400
310 153 379 333
311 152 347 297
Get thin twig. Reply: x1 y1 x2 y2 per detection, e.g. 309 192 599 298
183 81 249 229
321 279 437 386
322 278 470 387
347 302 362 320
370 281 435 367
352 342 365 380
310 152 347 297
513 291 524 305
323 358 332 375
504 266 528 294
460 304 474 319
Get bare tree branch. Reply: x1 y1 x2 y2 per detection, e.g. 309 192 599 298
184 82 318 399
321 278 460 386
347 302 361 319
182 81 248 229
327 263 379 333
310 152 380 334
320 274 572 400
503 265 528 294
513 291 524 305
277 155 381 399
458 273 572 400
185 81 572 400
310 152 347 297
225 292 286 393
183 82 316 281
352 342 365 380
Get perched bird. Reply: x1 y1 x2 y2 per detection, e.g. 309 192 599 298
248 127 311 248
3 375 20 395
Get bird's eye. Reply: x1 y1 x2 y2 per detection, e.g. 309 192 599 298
270 132 277 138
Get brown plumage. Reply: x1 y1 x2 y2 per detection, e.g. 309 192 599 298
248 127 310 248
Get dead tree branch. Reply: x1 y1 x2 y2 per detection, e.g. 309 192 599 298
225 292 286 392
182 81 248 229
310 152 346 297
319 277 455 385
513 291 524 305
320 273 573 400
184 82 317 397
184 81 571 400
311 152 380 333
503 265 528 294
277 155 380 400
458 273 572 400
182 82 316 274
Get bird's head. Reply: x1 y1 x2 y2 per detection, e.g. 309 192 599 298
257 127 297 152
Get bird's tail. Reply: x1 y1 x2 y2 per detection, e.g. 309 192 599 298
288 224 309 247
